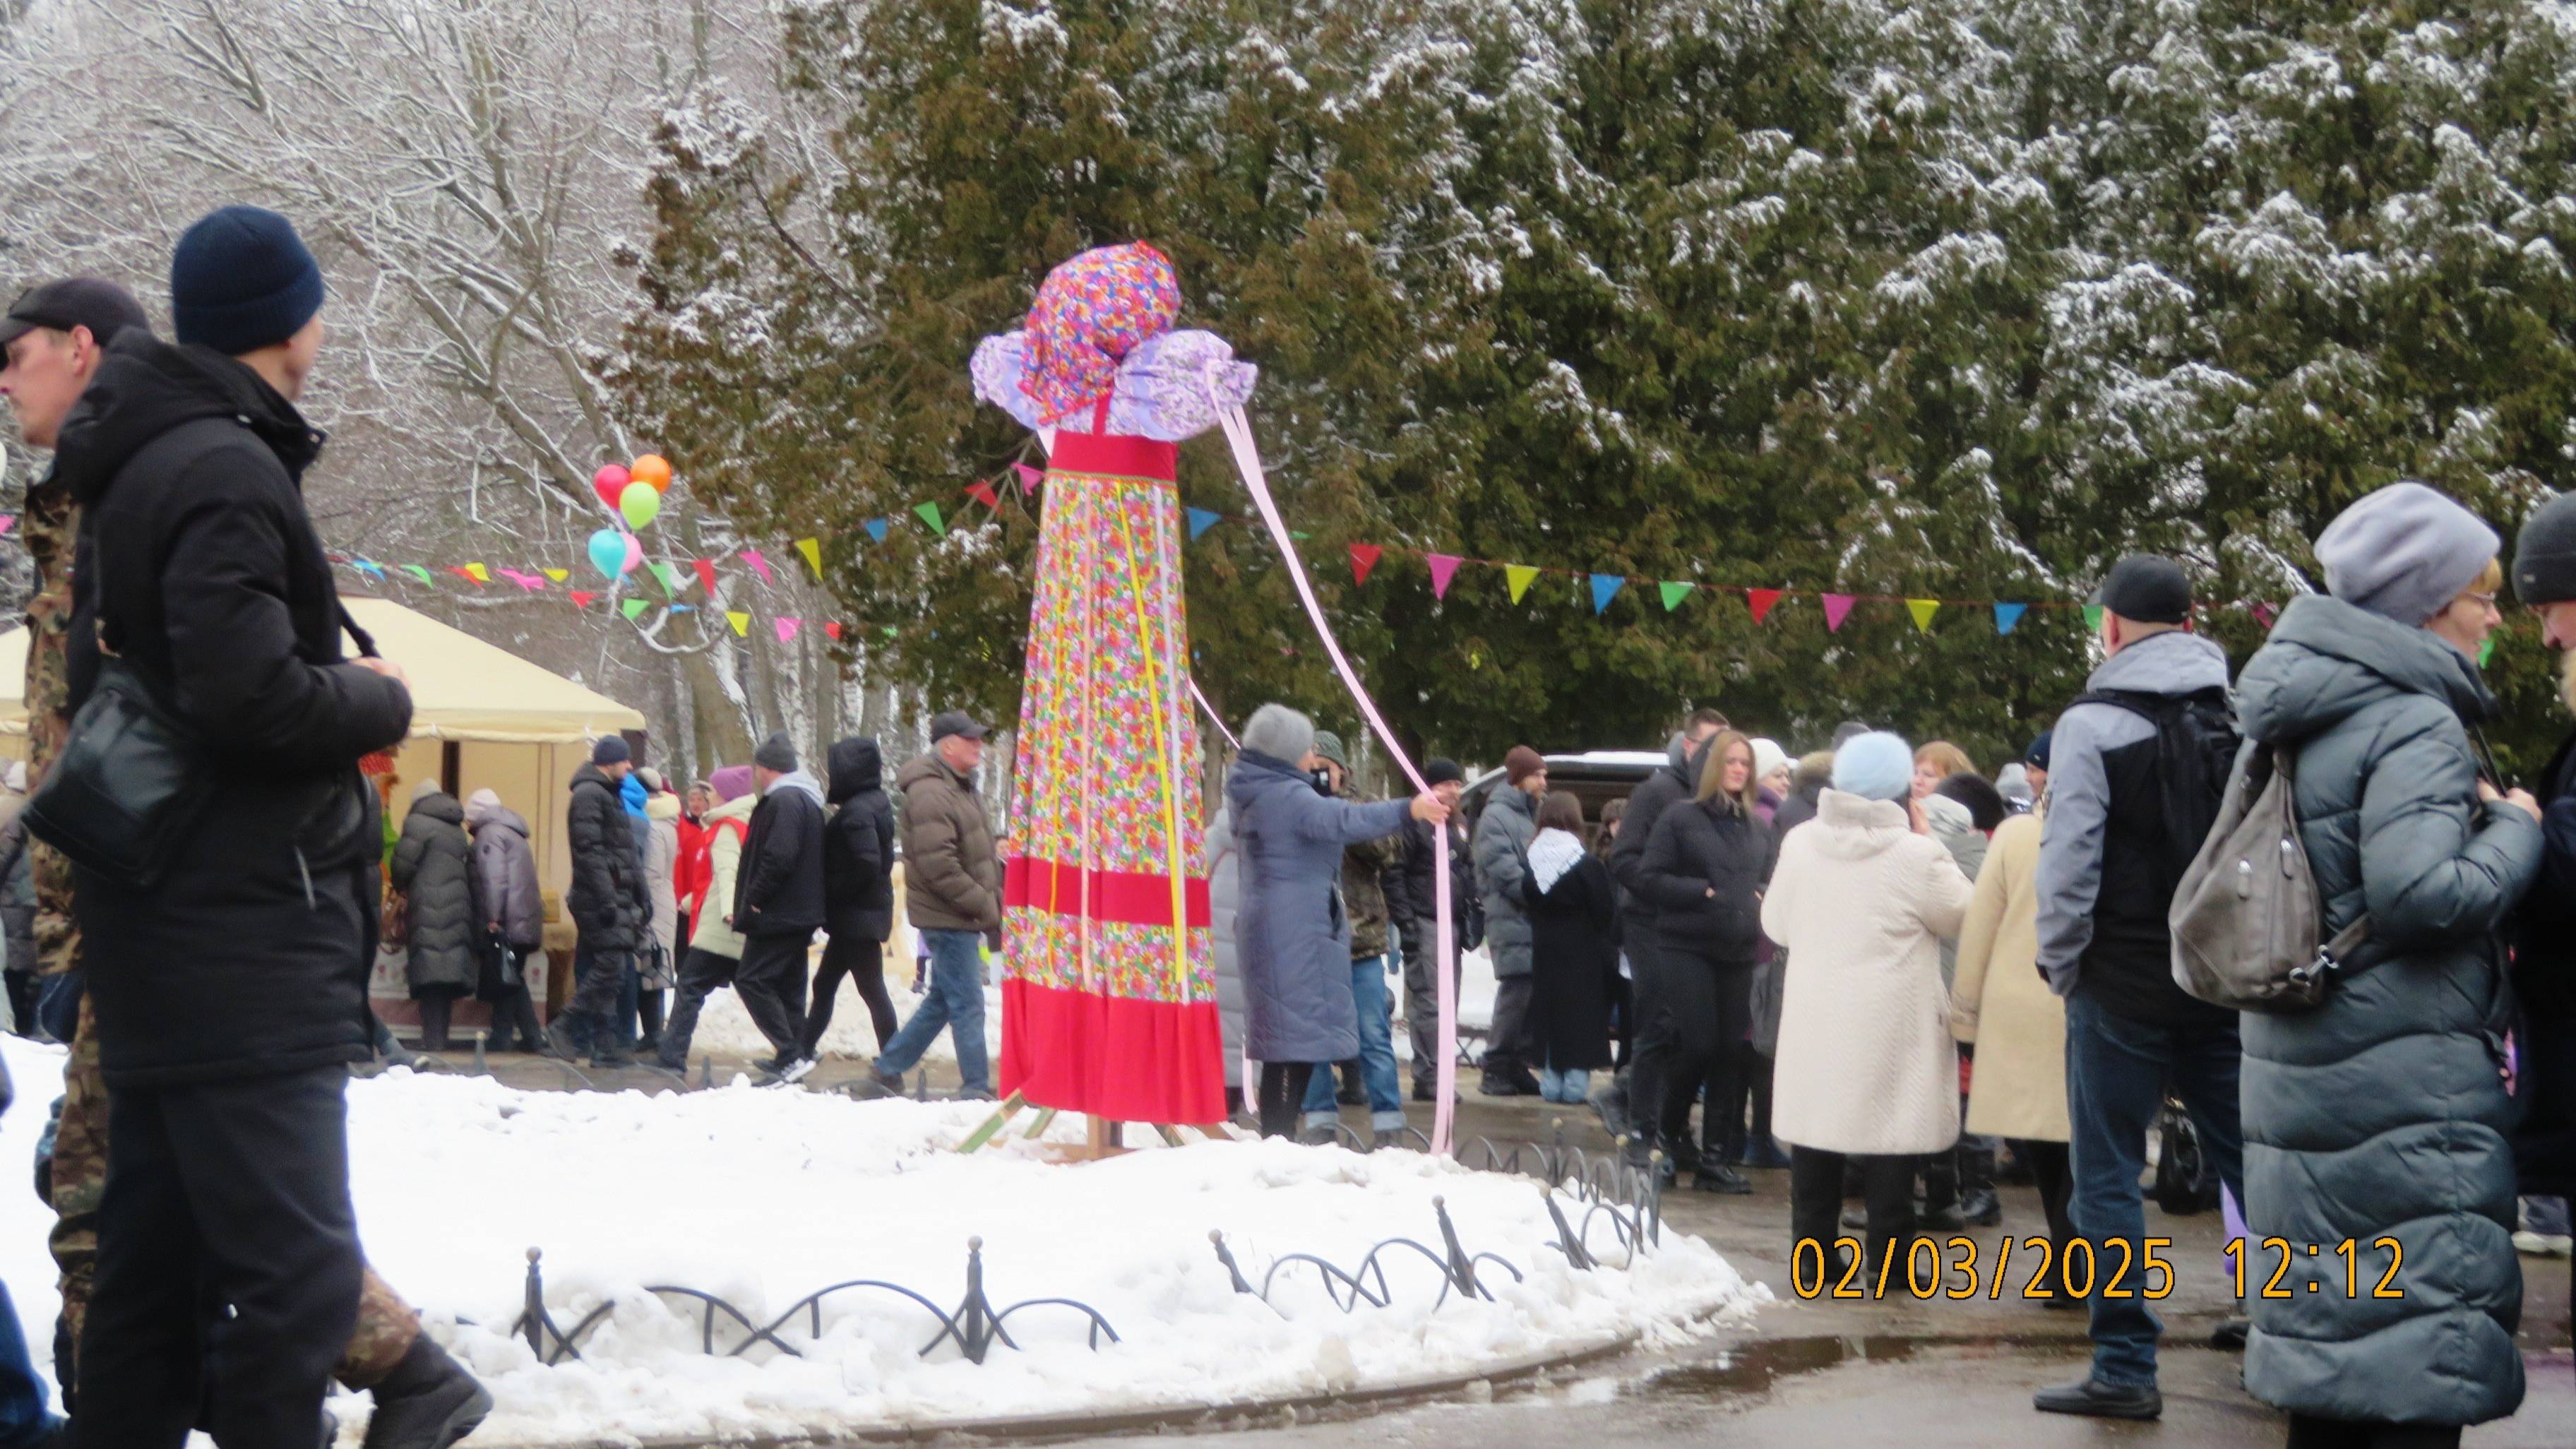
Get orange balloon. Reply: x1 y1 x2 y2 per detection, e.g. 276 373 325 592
630 454 674 493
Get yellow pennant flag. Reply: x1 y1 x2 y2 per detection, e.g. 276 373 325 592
795 537 823 580
726 610 751 636
464 562 490 583
1907 598 1940 632
1505 564 1540 604
542 568 569 583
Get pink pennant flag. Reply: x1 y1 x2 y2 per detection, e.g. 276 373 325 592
774 616 801 643
1822 593 1857 632
1013 462 1043 494
2253 602 2278 630
742 549 773 583
1426 553 1463 600
0 515 16 535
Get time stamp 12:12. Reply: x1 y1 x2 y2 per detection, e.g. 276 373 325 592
1791 1236 2407 1301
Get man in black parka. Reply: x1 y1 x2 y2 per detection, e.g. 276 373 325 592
553 734 643 1068
797 736 897 1066
2512 489 2576 1366
735 732 827 1080
52 207 448 1448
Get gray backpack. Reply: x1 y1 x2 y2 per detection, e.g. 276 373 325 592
2168 742 2374 1012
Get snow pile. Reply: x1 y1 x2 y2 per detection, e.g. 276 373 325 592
0 1037 1756 1446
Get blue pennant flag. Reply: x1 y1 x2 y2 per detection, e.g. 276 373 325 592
1186 508 1220 540
354 558 384 580
1590 573 1626 614
669 604 695 614
864 518 889 544
1993 602 2028 636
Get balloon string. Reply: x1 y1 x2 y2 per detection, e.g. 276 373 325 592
1210 400 1457 1156
1188 676 1239 750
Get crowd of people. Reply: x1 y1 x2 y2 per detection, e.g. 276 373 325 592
0 200 2569 1449
1210 492 2576 1449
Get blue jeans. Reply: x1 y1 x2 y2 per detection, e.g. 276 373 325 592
2063 989 2245 1388
1303 955 1405 1132
0 1280 54 1447
875 929 990 1094
1539 1064 1592 1104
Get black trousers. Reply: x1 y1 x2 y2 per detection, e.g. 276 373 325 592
2011 1138 2076 1292
660 947 741 1065
1483 974 1534 1078
564 940 629 1023
733 934 810 1059
2284 1416 2460 1449
417 994 453 1052
1256 1062 1316 1138
804 934 896 1054
1789 1145 1918 1275
1629 949 1752 1165
484 979 543 1053
1718 1041 1773 1158
76 1066 362 1449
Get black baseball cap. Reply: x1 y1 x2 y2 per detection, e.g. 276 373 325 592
0 278 149 350
2092 554 2193 625
930 710 989 744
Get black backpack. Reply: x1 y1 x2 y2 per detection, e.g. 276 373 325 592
2070 685 2241 886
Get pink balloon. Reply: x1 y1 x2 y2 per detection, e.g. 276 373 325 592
592 464 630 511
620 532 643 574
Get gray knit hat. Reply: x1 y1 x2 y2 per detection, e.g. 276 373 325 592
1311 730 1349 771
754 732 797 772
2315 482 2499 626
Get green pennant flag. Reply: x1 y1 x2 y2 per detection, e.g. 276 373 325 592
619 597 648 621
648 562 679 597
914 502 946 536
1659 580 1693 612
2479 637 2495 668
402 564 434 584
2083 605 2105 633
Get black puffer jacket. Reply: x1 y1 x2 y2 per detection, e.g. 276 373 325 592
1607 736 1707 932
2515 731 2576 1198
737 770 827 938
56 332 412 1086
390 790 476 996
825 739 895 943
1635 795 1774 960
566 764 643 950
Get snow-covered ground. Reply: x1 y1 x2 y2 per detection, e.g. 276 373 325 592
0 1033 1757 1446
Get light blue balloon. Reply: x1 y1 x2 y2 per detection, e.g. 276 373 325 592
588 527 626 580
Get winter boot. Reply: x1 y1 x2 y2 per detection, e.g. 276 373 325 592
542 1018 588 1062
361 1335 493 1449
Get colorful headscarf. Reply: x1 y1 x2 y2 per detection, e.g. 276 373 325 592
1018 242 1181 424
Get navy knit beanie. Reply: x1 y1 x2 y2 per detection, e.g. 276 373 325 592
169 205 326 355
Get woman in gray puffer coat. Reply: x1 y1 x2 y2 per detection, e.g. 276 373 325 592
466 788 551 1056
390 780 477 1050
2235 483 2544 1444
1226 703 1443 1139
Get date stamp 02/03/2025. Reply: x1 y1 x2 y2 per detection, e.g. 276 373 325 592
1791 1235 2411 1302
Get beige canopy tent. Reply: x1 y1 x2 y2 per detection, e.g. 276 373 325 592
0 597 647 1023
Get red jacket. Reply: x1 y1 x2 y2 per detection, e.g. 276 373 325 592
675 813 711 922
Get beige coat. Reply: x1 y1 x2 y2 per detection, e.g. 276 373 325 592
1760 789 1974 1155
1949 812 2068 1142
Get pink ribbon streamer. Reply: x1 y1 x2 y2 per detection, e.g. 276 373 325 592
1188 676 1240 750
1211 402 1459 1155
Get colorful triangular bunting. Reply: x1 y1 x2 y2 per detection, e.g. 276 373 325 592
1746 588 1782 624
965 481 1001 511
775 616 802 643
823 621 843 641
1659 580 1693 612
1993 602 2027 636
1186 508 1220 540
914 502 946 537
2083 604 2105 633
1822 594 1857 632
864 518 889 544
692 559 717 597
1349 543 1383 586
1906 598 1940 633
1013 461 1043 493
568 590 595 609
726 610 751 636
2479 637 2495 668
1590 573 1625 614
464 563 490 583
447 566 480 584
2253 602 2277 630
1426 554 1462 600
742 549 774 583
542 568 569 583
649 562 679 597
795 538 823 579
619 597 648 621
1505 564 1541 604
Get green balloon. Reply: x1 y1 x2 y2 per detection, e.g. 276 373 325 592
619 480 661 530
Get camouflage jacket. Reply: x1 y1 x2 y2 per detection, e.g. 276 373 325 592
21 477 78 976
1340 792 1398 961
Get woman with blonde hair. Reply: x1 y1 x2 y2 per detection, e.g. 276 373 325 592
1912 739 1975 801
1632 730 1773 1193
